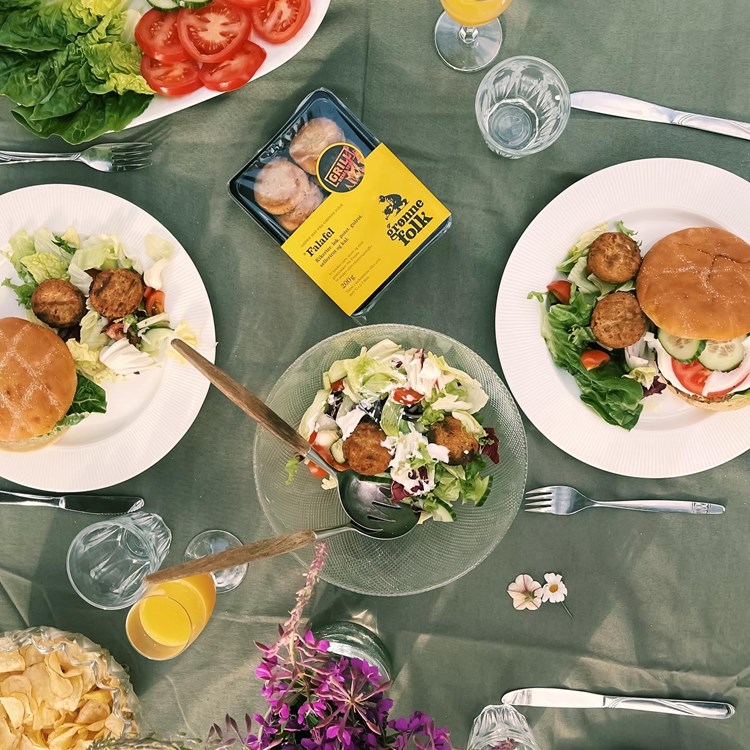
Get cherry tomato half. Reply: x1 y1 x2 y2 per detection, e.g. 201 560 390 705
145 289 166 316
135 9 190 63
392 387 423 405
198 41 266 91
580 349 610 371
177 2 252 64
547 279 572 305
330 378 346 392
140 57 202 97
251 0 310 44
671 359 710 395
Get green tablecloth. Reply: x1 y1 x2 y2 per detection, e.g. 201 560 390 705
1 1 749 747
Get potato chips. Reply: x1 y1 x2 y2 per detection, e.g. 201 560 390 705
0 630 138 750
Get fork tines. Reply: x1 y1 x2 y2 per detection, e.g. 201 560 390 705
111 142 153 171
523 486 554 513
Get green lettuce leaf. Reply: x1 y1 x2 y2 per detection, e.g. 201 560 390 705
80 40 152 95
1 279 36 308
68 372 107 415
536 287 644 430
19 251 68 283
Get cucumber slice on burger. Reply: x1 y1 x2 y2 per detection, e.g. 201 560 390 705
657 330 703 361
698 337 747 372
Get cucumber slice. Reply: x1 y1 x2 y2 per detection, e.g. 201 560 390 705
698 338 747 372
431 499 457 522
147 0 180 9
657 330 703 362
330 439 345 465
178 0 213 6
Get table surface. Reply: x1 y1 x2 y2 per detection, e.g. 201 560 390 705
1 1 749 748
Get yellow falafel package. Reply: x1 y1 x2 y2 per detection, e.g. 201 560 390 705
228 89 452 320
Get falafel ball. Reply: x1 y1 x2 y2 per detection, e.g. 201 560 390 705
342 421 392 476
88 268 145 320
587 232 642 283
30 279 86 328
429 415 479 465
590 291 647 349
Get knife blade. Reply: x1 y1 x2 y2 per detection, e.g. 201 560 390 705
501 688 734 719
0 490 144 515
571 90 750 142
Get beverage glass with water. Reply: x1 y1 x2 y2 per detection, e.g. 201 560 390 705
66 511 172 610
475 56 570 158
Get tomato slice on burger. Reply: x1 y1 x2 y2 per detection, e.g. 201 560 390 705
178 2 252 64
671 359 711 395
199 41 267 91
251 0 310 44
136 9 190 63
140 57 202 97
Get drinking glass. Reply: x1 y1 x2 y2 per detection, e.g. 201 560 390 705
184 529 247 593
312 621 392 681
475 56 570 158
435 0 513 72
66 512 172 610
126 573 216 661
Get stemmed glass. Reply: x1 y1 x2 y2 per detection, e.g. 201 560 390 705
435 0 514 72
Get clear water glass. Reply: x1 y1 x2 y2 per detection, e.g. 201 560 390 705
475 56 570 158
66 512 172 610
312 621 392 681
467 704 541 750
184 529 248 593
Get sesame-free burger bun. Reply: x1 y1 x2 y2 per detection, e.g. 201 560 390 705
636 227 750 341
0 317 77 444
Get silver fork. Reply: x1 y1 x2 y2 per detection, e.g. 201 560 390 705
0 142 152 172
524 485 725 515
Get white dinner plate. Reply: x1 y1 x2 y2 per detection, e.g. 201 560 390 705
496 158 750 478
126 0 331 131
0 184 215 492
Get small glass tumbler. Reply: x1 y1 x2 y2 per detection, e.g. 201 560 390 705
66 512 172 610
467 704 541 750
475 56 570 158
312 621 392 681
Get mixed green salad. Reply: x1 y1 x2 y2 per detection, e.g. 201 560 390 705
289 339 500 524
0 0 153 143
529 222 656 431
2 225 195 383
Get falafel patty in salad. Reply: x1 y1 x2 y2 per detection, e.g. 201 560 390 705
289 339 500 524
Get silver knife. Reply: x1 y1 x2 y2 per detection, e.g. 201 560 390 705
502 688 734 720
0 490 144 515
571 90 750 142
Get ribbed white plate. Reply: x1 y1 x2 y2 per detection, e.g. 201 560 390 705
496 158 750 478
0 184 215 491
125 0 331 130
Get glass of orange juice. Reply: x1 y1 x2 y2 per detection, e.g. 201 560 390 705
435 0 513 72
126 573 216 660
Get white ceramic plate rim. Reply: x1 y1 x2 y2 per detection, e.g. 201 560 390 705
496 157 750 478
0 184 215 492
126 0 331 130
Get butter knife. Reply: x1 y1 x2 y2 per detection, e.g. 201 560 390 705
502 688 734 720
0 490 144 515
571 90 750 141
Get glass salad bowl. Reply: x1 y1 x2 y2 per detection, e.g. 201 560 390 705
252 324 527 596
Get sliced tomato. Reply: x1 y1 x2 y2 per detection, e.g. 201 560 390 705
198 40 266 91
392 387 423 405
251 0 310 44
177 2 252 63
135 9 190 63
547 279 572 305
305 431 346 476
672 359 711 395
581 349 610 371
330 378 345 392
226 0 266 6
145 289 166 316
140 57 202 97
105 321 126 340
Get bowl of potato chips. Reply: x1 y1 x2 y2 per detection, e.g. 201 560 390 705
0 627 139 750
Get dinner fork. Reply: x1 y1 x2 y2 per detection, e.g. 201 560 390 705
0 142 152 172
524 486 725 515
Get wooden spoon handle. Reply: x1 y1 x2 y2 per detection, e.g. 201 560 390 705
171 339 311 456
144 530 317 586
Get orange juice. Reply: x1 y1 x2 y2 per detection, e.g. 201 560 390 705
440 0 513 26
126 574 216 660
